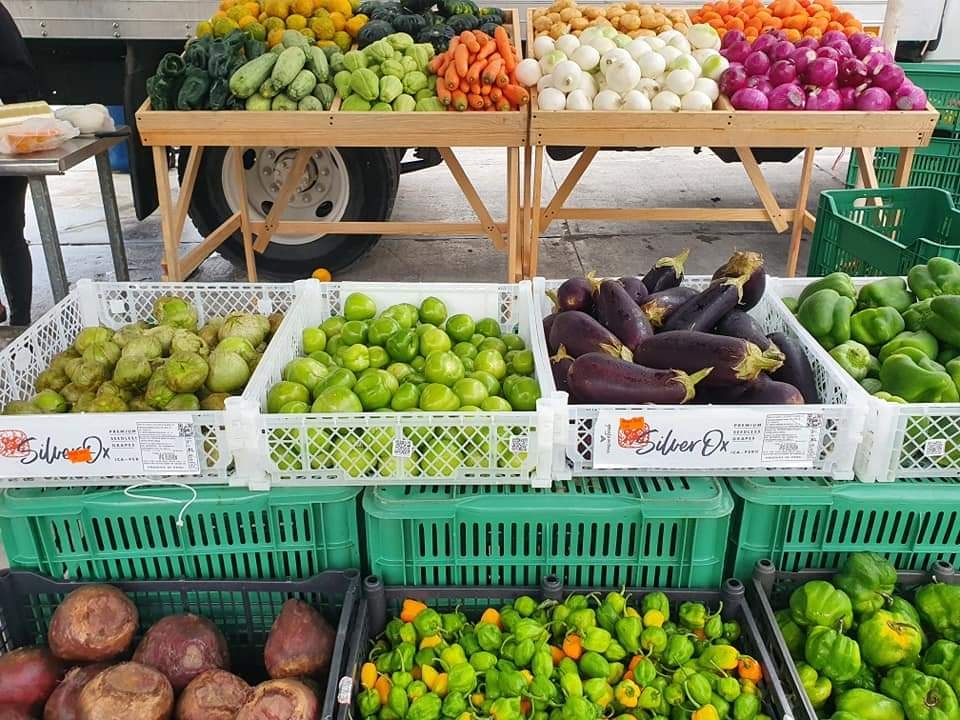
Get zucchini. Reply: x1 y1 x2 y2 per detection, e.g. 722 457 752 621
271 93 299 111
229 52 278 99
287 69 318 101
268 46 307 94
246 94 272 111
298 96 324 111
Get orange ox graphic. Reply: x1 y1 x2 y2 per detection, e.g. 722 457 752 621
0 430 29 458
617 416 651 448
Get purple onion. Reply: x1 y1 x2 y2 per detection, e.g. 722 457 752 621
804 57 839 87
865 46 894 63
873 63 906 93
856 86 892 111
769 59 798 86
848 32 878 58
744 51 771 77
768 83 806 111
745 75 774 95
821 30 845 45
838 86 859 109
731 87 769 110
797 37 820 50
718 64 748 96
770 40 796 62
725 40 752 64
838 57 869 87
752 32 780 56
805 87 842 111
792 47 818 74
894 82 928 111
823 39 853 58
722 30 746 50
816 46 842 63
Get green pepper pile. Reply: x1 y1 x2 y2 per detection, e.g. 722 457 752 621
774 552 960 720
356 591 772 720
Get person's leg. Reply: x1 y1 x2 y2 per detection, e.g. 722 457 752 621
0 176 33 325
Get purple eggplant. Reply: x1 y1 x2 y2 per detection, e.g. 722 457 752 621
640 287 698 329
714 309 785 362
642 249 690 293
767 331 820 403
550 346 574 393
618 277 649 305
663 274 749 333
711 250 766 310
595 280 654 353
568 352 712 405
549 310 633 360
543 312 557 341
737 375 804 404
551 276 595 313
633 331 784 387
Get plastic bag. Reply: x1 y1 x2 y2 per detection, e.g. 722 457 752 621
0 118 79 155
54 104 115 135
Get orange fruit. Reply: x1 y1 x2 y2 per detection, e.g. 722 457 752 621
312 268 332 281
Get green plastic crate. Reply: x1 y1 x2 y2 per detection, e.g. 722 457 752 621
900 62 960 137
0 485 361 581
363 476 733 588
726 476 960 581
845 137 960 206
806 187 960 276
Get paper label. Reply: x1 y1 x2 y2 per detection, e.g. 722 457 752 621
509 435 530 454
924 438 948 458
337 676 354 705
392 436 414 458
0 414 201 479
592 408 823 470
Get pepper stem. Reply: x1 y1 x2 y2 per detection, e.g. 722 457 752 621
670 367 714 404
733 342 785 381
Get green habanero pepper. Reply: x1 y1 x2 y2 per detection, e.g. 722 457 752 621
415 609 443 639
515 619 548 644
448 663 478 695
829 340 873 381
857 610 923 669
925 295 960 348
486 668 501 700
684 674 713 706
908 257 960 300
583 628 613 654
558 658 578 677
639 686 664 710
857 277 915 313
641 627 668 656
378 650 400 673
408 681 428 702
476 623 503 653
732 694 760 720
679 602 708 630
561 696 598 720
471 652 498 672
499 669 526 698
851 307 905 347
799 272 857 305
798 289 856 350
634 658 656 687
663 636 695 668
566 594 589 611
698 645 740 673
500 608 522 634
916 583 960 642
880 352 960 403
442 611 467 636
606 662 624 685
390 685 411 718
642 592 671 622
605 591 628 615
394 671 414 690
397 643 417 672
880 330 939 363
500 642 517 665
442 693 467 719
530 676 559 710
415 649 437 668
598 602 620 633
400 622 418 645
532 646 553 679
790 580 854 630
553 605 571 627
580 652 611 680
835 552 898 617
723 621 741 643
569 609 597 634
583 678 613 707
796 663 832 709
441 645 467 668
605 642 627 663
664 684 686 707
717 677 741 703
360 688 382 716
387 619 404 645
561 671 584 698
513 639 536 668
515 595 538 618
836 690 904 720
461 633 480 657
710 694 730 720
704 614 723 641
805 626 862 683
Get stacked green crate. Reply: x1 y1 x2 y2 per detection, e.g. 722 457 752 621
363 476 733 587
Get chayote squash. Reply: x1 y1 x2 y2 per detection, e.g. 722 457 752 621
416 96 444 111
414 87 434 101
342 49 369 72
334 70 353 98
379 75 403 103
351 67 380 101
381 58 405 78
329 52 346 73
342 95 373 111
287 69 318 100
402 70 428 94
305 46 330 83
313 82 336 109
372 102 393 111
400 55 419 74
246 93 272 111
393 93 416 112
298 95 324 111
387 32 415 50
229 53 278 98
405 43 434 71
271 93 299 111
365 39 395 63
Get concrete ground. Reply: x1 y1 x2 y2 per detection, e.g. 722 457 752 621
17 145 851 320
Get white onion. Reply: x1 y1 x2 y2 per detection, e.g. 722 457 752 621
670 54 702 77
537 74 554 92
621 90 652 110
552 60 583 93
645 36 666 51
692 48 719 65
605 60 642 94
637 52 666 79
593 89 623 110
681 90 714 111
589 37 617 55
579 26 602 44
601 48 633 73
687 24 721 51
635 77 661 99
658 46 683 68
614 34 632 49
665 68 696 96
515 58 542 88
693 77 719 102
540 50 567 75
626 38 651 60
533 36 555 60
578 72 598 100
566 89 592 110
651 90 682 111
538 87 566 111
572 45 600 72
556 34 581 58
700 54 729 81
661 30 691 53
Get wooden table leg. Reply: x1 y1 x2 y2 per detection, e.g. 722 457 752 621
855 147 880 189
736 147 789 233
529 145 545 279
253 147 313 253
232 147 258 282
507 146 521 281
787 147 816 278
152 145 181 281
893 146 917 186
439 147 505 252
540 147 597 236
521 143 533 278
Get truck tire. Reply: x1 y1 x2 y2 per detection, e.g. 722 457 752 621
179 146 400 279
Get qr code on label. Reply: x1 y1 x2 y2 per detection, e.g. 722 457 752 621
509 436 529 454
392 437 414 458
337 676 353 705
924 439 948 458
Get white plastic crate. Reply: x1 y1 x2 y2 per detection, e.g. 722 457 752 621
534 276 865 480
770 276 960 483
0 280 297 485
238 279 563 489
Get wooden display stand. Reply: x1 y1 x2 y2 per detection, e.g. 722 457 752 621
136 11 528 282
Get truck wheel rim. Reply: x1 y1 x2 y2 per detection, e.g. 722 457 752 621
221 146 351 246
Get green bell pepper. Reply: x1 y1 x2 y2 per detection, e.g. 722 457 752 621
615 618 642 654
857 610 923 668
790 580 854 630
580 652 610 680
939 345 960 364
922 640 960 697
805 626 862 683
797 663 832 709
880 352 960 402
851 307 906 347
641 627 668 655
835 552 898 617
880 330 940 363
881 667 960 720
835 689 905 720
800 273 857 305
857 277 915 313
662 635 695 668
678 602 707 630
916 583 960 642
908 258 960 300
642 592 671 621
775 609 805 659
904 299 935 332
836 664 878 694
829 341 874 381
799 289 857 350
925 296 960 348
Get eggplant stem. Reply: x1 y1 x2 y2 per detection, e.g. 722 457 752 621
734 342 785 381
551 345 574 363
653 248 690 276
586 270 602 295
545 289 559 310
671 366 714 404
721 272 751 303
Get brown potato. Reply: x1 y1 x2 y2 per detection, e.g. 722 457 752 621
133 614 229 691
43 664 110 720
0 648 64 712
235 680 318 720
176 670 250 720
264 600 335 680
559 7 579 22
77 662 173 720
48 585 138 662
570 17 589 30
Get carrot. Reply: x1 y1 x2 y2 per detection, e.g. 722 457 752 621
451 90 468 111
502 84 528 106
460 30 480 53
459 79 470 93
494 26 515 73
400 598 428 622
475 31 490 45
469 82 482 95
438 56 451 77
428 54 445 73
562 634 583 660
467 93 484 110
466 58 488 85
480 83 491 95
436 77 452 106
496 70 509 87
482 57 503 85
483 95 493 108
448 36 460 53
453 44 469 77
478 39 498 60
489 86 503 103
444 62 460 91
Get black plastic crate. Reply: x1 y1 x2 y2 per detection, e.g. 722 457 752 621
335 576 796 720
0 569 362 720
749 559 960 720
